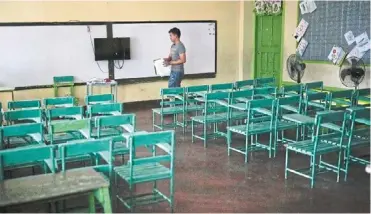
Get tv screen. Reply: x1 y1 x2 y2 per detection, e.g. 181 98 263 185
94 37 131 61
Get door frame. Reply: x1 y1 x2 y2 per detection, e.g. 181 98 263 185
251 1 285 86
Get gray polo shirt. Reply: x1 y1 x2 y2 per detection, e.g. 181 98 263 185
170 42 186 72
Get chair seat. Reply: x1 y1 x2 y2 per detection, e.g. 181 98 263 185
280 104 299 113
228 121 273 135
152 106 184 115
276 120 297 130
186 104 204 112
355 118 370 126
192 112 245 123
282 113 314 125
286 140 341 155
114 163 171 184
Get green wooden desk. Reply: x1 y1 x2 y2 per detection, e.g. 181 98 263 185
0 168 112 213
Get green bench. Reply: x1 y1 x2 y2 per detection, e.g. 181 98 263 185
85 94 114 105
8 99 41 110
87 102 123 118
44 96 75 108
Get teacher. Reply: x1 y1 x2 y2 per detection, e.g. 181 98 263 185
163 27 187 88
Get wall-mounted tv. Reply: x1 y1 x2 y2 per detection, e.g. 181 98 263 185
94 37 131 61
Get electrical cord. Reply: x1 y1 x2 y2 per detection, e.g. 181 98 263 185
88 26 108 73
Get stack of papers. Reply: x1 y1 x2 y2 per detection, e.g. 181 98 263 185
328 46 346 65
346 32 370 62
154 59 171 77
299 0 317 15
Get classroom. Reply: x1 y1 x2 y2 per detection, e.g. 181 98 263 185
0 0 369 213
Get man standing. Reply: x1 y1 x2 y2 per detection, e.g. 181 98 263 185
164 27 187 88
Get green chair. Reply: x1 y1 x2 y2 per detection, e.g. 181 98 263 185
46 106 84 124
8 99 41 110
355 88 370 106
191 91 232 147
4 109 43 125
210 83 234 92
253 86 277 99
343 107 370 180
44 96 75 108
235 80 254 90
95 114 140 163
284 111 347 188
255 77 275 88
113 131 175 212
0 123 44 149
304 81 323 94
280 84 303 97
85 94 114 105
327 90 354 110
183 85 209 127
58 138 113 213
152 87 185 132
53 76 74 98
48 119 91 145
227 98 276 162
0 145 55 180
274 95 302 148
304 92 329 115
87 103 123 118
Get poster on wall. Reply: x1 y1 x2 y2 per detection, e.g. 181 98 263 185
297 39 309 56
254 0 282 15
293 19 309 42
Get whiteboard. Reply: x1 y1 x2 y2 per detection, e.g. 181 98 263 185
0 25 108 87
112 22 216 79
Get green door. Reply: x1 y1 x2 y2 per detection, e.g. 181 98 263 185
254 15 283 85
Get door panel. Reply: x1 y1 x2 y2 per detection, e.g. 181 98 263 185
255 15 283 85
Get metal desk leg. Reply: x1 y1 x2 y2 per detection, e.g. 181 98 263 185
88 193 96 213
94 187 112 213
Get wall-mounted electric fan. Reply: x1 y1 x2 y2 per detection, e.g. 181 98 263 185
287 53 306 83
339 56 366 90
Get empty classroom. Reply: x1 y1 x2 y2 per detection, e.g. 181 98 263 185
0 1 370 213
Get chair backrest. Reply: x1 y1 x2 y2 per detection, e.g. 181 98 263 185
127 131 175 170
0 145 55 180
253 87 277 98
58 138 113 171
160 87 185 109
44 96 75 108
46 106 83 121
281 84 303 96
96 114 136 137
1 122 43 139
49 119 91 144
347 107 371 126
205 91 229 114
87 103 123 118
85 94 114 105
210 83 234 92
328 90 354 109
4 109 42 124
305 92 329 113
246 99 276 125
304 81 323 93
235 80 254 90
357 88 371 97
229 89 253 103
311 111 347 151
186 85 209 93
53 76 74 85
255 77 275 87
8 99 41 110
276 95 302 115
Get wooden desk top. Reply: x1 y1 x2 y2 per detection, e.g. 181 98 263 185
0 168 109 207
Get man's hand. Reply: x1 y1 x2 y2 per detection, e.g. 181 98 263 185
163 60 170 66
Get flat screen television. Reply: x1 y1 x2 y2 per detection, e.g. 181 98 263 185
94 37 131 61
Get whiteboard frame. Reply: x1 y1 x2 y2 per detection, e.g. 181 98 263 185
0 20 217 90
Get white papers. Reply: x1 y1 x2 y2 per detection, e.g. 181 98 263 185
328 46 345 65
358 40 370 52
347 46 366 63
154 59 171 77
297 39 308 56
344 31 355 45
355 32 369 46
300 0 317 15
293 19 309 42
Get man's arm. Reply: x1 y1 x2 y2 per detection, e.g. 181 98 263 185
170 53 186 65
170 44 186 65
